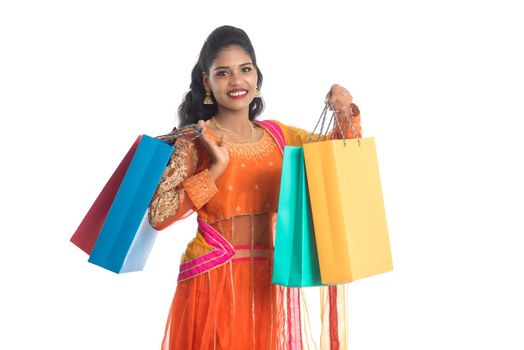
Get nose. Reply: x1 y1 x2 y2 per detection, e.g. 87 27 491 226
229 69 243 85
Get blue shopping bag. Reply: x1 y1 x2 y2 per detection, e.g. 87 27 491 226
273 146 325 287
88 134 173 273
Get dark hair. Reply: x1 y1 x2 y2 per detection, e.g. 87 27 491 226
176 25 265 129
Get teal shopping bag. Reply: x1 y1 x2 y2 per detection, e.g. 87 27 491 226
88 135 173 273
273 146 325 287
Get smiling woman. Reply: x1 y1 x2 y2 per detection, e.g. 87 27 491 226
148 25 362 350
176 27 265 131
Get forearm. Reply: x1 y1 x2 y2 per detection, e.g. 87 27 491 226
148 168 219 230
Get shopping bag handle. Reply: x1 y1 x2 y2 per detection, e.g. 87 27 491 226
154 124 203 146
307 93 361 147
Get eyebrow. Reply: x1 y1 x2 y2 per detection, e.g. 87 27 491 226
214 62 253 71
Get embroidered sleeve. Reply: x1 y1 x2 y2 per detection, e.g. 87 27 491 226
181 168 219 210
273 102 362 146
148 138 217 231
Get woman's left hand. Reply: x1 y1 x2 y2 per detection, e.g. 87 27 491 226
324 83 356 117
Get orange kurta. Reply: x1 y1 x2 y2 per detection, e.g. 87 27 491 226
148 104 362 349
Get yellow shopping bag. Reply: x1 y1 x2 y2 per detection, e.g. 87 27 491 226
303 104 393 284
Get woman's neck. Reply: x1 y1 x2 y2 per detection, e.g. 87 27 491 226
212 109 253 136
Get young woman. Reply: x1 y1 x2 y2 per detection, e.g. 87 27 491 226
148 25 362 350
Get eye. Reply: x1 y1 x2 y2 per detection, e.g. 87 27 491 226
216 67 252 76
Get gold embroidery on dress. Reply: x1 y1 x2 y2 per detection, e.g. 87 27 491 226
148 141 197 227
182 168 219 209
208 130 277 162
232 248 272 259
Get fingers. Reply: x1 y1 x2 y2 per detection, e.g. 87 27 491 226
197 119 206 131
197 119 212 147
197 119 214 136
327 84 354 116
197 119 227 151
219 133 229 147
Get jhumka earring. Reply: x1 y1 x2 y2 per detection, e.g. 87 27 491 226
203 89 214 105
254 89 262 98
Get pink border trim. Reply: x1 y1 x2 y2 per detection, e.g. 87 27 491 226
177 219 235 282
231 256 271 262
253 120 286 153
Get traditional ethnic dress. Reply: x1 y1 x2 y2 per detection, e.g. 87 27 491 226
148 104 362 350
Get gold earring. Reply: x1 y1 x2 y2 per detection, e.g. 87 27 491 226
254 89 262 98
203 89 214 105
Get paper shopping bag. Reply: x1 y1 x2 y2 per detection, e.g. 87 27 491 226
87 135 173 273
70 135 143 254
273 146 325 287
303 137 393 284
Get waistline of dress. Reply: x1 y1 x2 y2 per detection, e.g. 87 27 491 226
177 218 273 283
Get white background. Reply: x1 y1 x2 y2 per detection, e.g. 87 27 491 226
1 0 523 349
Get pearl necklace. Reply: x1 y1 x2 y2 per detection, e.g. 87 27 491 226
211 116 258 143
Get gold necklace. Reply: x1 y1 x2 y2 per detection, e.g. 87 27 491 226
211 116 258 143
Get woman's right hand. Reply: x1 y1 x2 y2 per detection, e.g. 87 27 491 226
197 119 230 178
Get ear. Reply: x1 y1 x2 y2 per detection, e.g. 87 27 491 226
202 72 209 90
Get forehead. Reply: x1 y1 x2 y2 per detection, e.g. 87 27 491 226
212 45 253 67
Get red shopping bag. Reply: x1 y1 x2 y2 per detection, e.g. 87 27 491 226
70 135 142 255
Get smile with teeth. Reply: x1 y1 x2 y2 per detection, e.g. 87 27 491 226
228 90 248 97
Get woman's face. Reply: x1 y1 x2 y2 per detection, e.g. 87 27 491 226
203 45 258 114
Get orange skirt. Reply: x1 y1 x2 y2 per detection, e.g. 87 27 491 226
160 256 302 350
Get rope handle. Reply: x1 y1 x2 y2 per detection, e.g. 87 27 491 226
155 123 203 146
307 91 361 146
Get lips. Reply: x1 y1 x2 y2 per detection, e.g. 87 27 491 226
227 89 248 99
